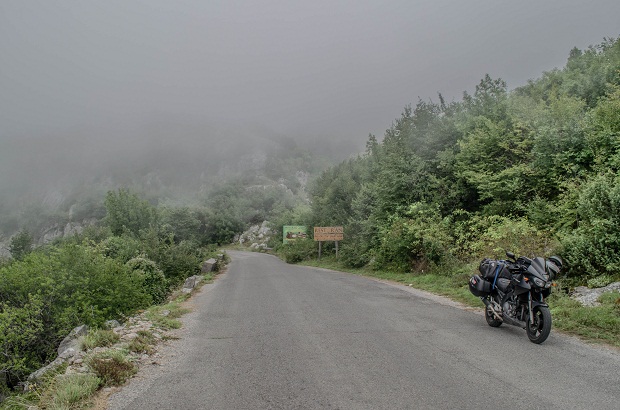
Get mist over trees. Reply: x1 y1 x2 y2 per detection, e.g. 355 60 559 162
305 38 620 285
0 120 356 245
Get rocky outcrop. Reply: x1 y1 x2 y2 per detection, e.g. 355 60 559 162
572 282 620 306
237 221 273 249
39 220 96 244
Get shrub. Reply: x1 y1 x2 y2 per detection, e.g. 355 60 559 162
375 203 452 272
86 350 137 387
561 173 620 279
104 189 157 236
8 229 33 261
476 216 556 259
279 239 317 264
126 256 168 304
99 234 142 263
0 295 45 389
0 244 151 385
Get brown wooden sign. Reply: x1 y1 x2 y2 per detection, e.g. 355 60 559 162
314 226 344 241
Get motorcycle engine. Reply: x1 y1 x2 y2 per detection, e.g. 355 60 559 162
502 295 518 318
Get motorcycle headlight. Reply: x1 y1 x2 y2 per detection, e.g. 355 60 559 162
533 277 546 288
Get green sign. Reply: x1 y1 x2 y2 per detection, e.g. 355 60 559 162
283 225 308 244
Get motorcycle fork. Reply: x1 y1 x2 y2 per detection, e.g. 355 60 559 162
528 293 534 325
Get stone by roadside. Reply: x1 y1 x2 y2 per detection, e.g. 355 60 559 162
572 281 620 307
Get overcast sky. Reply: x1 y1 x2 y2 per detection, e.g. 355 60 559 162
1 0 619 147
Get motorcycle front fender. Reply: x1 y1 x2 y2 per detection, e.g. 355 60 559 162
530 300 548 309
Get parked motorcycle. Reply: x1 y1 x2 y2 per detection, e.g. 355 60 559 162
469 251 562 344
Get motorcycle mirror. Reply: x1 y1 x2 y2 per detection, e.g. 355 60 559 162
506 251 516 260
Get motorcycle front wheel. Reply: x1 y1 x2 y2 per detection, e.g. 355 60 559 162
526 306 552 344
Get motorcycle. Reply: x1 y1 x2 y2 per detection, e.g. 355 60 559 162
468 251 562 344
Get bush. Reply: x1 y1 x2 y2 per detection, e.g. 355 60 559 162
0 244 152 386
0 295 45 389
99 234 142 263
8 229 33 261
476 216 556 259
561 174 620 279
279 240 317 264
104 189 157 236
126 256 168 304
86 350 137 387
375 203 452 272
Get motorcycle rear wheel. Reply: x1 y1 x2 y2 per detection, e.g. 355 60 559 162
485 305 502 327
526 306 552 344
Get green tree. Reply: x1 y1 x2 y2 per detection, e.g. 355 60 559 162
104 189 157 236
8 229 33 260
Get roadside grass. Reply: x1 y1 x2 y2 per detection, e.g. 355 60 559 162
127 330 157 355
550 291 620 347
81 329 120 351
38 373 101 410
85 349 137 387
0 363 69 410
295 254 620 348
144 296 191 330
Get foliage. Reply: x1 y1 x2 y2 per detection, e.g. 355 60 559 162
560 174 620 280
125 256 168 304
0 244 150 388
279 240 317 264
374 203 452 271
8 229 33 261
85 349 137 387
0 295 45 388
104 189 157 236
306 38 620 280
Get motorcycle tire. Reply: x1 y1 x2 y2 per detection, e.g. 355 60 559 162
485 305 502 327
526 306 552 344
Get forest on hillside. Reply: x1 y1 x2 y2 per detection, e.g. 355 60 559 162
298 38 620 287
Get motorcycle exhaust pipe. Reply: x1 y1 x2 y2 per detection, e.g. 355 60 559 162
480 298 503 321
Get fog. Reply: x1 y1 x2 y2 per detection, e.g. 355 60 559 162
1 0 619 209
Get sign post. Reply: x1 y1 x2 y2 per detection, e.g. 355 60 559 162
314 227 344 260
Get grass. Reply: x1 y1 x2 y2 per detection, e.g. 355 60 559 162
295 253 620 348
550 290 620 347
127 330 157 355
80 329 120 351
38 373 101 410
85 349 137 387
144 296 190 330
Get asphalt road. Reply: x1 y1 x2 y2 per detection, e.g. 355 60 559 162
108 251 620 410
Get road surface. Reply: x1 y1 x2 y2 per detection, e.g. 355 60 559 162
108 251 620 409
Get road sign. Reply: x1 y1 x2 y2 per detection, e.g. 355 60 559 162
314 226 344 241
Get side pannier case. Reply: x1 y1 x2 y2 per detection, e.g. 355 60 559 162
469 274 492 297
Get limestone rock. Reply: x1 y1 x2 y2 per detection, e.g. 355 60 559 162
57 325 88 358
572 282 620 306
